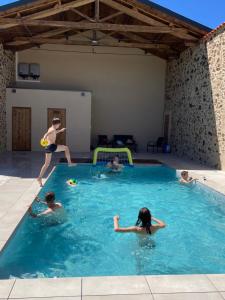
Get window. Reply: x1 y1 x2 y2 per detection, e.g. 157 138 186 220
17 63 40 81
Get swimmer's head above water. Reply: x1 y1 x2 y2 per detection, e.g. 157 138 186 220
45 191 56 207
136 207 152 234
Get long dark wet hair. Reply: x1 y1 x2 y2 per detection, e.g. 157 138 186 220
135 207 152 234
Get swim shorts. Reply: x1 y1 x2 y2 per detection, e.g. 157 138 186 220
45 144 57 153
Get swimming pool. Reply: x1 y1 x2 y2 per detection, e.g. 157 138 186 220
0 164 225 279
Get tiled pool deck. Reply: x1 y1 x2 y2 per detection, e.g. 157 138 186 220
1 151 225 300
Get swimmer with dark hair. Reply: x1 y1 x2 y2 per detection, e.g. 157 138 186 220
113 208 166 235
28 192 63 218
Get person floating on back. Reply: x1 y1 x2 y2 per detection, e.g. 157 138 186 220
113 207 166 235
179 171 198 184
37 118 75 186
107 156 124 172
28 192 66 223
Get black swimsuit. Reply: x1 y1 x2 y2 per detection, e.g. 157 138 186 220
45 144 57 153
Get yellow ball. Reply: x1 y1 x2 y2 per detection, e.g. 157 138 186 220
40 139 49 147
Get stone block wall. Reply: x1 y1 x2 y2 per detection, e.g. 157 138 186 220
0 44 15 151
165 27 225 169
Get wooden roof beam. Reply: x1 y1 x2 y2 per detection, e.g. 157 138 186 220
99 11 123 22
0 0 57 17
100 0 198 41
119 32 152 43
6 28 71 46
119 0 208 35
95 0 100 21
1 0 95 29
0 19 190 34
71 8 95 22
11 36 171 49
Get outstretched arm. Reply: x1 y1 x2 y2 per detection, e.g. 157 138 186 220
113 216 138 233
56 128 66 134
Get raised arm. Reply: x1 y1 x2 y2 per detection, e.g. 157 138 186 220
113 216 138 233
151 216 166 228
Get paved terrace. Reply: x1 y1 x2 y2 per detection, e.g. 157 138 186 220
1 151 225 300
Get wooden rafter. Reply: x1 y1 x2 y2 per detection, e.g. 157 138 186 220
99 11 123 22
119 32 152 43
0 0 57 17
100 0 198 41
0 19 190 34
71 8 95 22
6 28 71 46
118 0 208 35
10 36 171 49
1 0 95 29
95 0 100 21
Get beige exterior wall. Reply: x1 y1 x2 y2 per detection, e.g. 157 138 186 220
17 45 166 151
6 88 91 152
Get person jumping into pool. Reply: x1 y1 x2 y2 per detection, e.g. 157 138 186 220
37 118 75 187
107 156 124 172
113 207 166 235
28 191 65 219
179 171 198 184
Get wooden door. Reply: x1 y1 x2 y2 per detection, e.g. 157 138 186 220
12 107 31 151
47 108 66 145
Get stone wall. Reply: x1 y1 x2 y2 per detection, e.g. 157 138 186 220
0 44 15 152
165 27 225 169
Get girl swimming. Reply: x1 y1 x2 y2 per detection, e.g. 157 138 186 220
113 207 166 235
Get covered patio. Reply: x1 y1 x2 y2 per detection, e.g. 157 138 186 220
0 0 212 156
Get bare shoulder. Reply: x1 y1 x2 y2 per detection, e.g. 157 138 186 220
136 226 146 233
151 224 166 232
48 127 55 134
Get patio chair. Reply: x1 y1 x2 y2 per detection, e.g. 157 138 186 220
147 137 165 153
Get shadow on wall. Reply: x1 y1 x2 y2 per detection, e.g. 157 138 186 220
165 36 225 170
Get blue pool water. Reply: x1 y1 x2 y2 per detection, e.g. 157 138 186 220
0 164 225 279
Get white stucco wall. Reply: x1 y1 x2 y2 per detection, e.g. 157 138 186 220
6 88 91 152
17 45 166 151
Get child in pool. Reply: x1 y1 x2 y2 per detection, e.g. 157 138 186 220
179 171 198 184
107 156 124 172
28 191 65 220
113 207 166 235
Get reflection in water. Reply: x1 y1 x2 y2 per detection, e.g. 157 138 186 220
133 235 156 275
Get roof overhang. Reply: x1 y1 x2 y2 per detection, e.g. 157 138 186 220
0 0 211 59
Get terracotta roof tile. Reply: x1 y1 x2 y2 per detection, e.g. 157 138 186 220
204 22 225 40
